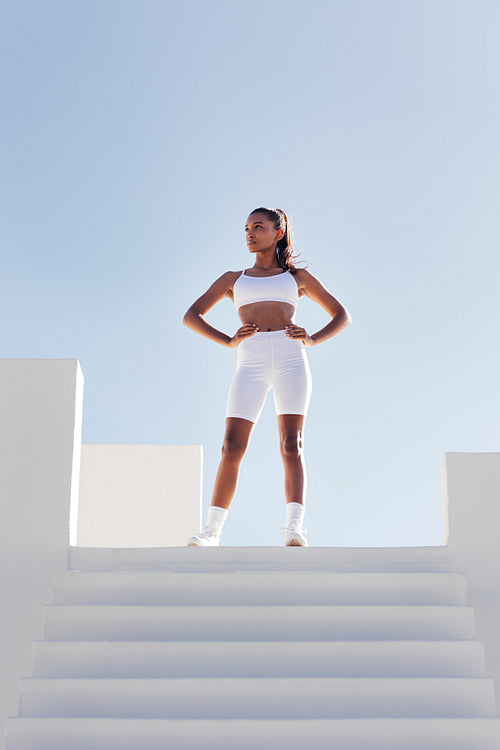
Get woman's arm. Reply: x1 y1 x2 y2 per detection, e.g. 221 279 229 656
285 269 351 346
183 271 259 348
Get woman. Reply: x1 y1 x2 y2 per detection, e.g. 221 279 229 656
183 207 351 546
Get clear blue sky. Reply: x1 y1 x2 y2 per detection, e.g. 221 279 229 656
2 1 499 547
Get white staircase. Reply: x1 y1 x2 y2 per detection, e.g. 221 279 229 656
5 546 500 749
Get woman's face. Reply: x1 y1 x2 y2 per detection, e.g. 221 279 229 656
245 212 283 253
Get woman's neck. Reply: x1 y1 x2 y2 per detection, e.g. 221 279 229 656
253 250 281 271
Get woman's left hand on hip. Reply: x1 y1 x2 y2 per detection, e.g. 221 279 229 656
284 325 315 346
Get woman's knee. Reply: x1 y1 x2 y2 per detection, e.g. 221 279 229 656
221 433 250 461
280 431 304 458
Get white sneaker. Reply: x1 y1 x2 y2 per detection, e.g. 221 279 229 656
187 525 221 547
282 525 308 547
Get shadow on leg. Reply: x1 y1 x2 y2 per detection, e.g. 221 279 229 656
210 417 254 510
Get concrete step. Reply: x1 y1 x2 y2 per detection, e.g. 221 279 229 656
32 639 487 678
51 571 469 605
69 545 453 573
18 677 496 719
6 717 500 750
42 604 476 641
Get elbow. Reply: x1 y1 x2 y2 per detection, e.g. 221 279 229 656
183 307 194 328
335 307 351 330
183 306 200 328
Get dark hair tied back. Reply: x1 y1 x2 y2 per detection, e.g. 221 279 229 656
250 207 299 274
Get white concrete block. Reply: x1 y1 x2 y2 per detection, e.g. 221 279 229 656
0 360 83 746
442 453 500 593
77 445 202 547
442 453 500 708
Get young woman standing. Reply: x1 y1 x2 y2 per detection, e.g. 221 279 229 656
183 207 351 546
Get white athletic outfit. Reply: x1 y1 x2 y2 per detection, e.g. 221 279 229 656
225 270 312 423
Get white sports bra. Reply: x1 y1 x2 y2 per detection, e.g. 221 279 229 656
233 269 299 311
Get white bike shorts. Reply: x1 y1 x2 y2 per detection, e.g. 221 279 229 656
225 330 312 424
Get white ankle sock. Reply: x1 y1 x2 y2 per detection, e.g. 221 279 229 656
286 502 305 529
206 505 228 532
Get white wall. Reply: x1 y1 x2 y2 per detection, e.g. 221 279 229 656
442 453 500 707
77 444 202 547
0 359 83 747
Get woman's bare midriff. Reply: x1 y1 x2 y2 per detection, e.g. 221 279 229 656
238 301 296 331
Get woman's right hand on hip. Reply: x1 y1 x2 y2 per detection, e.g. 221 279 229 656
228 323 259 348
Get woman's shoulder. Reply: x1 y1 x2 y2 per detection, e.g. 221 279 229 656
220 270 243 285
208 270 243 297
210 269 242 285
293 267 319 288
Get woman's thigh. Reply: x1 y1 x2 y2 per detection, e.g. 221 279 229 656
225 365 270 423
273 350 312 417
